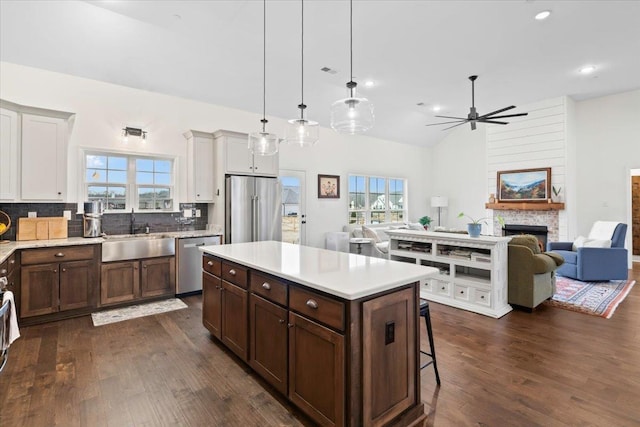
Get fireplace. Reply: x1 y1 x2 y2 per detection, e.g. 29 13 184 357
503 224 549 250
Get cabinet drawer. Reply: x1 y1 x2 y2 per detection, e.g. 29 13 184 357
434 279 451 297
222 261 248 288
289 287 344 332
22 245 96 265
203 255 221 277
454 284 471 302
474 289 491 307
250 271 287 306
1 253 17 275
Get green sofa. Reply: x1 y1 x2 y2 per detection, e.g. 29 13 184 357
508 235 565 310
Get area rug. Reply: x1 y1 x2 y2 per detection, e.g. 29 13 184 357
545 276 635 319
91 298 188 326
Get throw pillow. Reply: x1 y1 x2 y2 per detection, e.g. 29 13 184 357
572 236 611 250
362 225 381 243
408 222 424 230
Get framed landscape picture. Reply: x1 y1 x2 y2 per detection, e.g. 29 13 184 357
318 174 340 199
497 167 551 202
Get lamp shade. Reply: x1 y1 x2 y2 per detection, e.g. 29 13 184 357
285 118 319 147
431 196 448 208
330 96 374 134
248 131 279 156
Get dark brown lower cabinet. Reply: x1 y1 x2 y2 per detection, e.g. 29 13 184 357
202 272 222 339
289 311 345 427
202 253 424 427
21 260 96 318
101 256 175 307
249 294 288 395
100 260 139 306
221 280 248 360
141 257 175 298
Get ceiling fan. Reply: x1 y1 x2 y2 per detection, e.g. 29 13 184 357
426 75 528 131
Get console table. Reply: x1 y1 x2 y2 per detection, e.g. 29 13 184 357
386 229 512 318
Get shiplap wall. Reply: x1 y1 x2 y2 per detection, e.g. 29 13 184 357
486 96 569 241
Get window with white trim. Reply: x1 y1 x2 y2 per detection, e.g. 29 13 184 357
85 152 175 211
348 174 407 224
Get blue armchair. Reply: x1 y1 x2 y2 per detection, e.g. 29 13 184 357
547 222 628 281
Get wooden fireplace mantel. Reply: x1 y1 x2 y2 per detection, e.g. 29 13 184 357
485 202 565 211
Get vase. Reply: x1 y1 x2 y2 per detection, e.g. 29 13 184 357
467 223 482 238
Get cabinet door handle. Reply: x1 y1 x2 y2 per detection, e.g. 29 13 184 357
287 323 294 328
480 295 485 299
229 269 236 276
0 269 6 275
9 259 15 265
53 269 58 273
278 319 285 324
62 268 66 272
143 265 147 269
207 260 214 266
306 299 318 309
55 252 65 257
262 282 271 290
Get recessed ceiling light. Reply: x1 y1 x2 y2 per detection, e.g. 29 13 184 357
432 105 441 112
535 10 551 20
364 80 375 88
579 65 596 74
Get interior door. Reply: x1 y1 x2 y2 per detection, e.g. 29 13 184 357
280 170 306 245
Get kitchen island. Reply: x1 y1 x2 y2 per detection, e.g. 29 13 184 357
199 241 437 427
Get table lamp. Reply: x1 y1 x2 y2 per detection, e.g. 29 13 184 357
430 196 448 226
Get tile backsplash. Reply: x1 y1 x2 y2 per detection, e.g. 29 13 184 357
0 203 208 241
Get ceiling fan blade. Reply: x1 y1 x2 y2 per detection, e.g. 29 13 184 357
435 115 467 120
478 105 515 119
425 120 467 127
483 112 528 119
479 120 508 125
442 121 468 131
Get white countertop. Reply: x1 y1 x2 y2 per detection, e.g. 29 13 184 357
199 241 438 300
0 230 223 264
385 229 512 244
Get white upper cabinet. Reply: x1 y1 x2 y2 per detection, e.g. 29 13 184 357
21 113 68 200
215 130 278 177
184 130 215 202
0 108 19 200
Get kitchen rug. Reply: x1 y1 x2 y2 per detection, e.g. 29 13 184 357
544 276 635 319
91 298 188 326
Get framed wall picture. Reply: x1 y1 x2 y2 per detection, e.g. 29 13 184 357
318 174 340 199
497 167 551 202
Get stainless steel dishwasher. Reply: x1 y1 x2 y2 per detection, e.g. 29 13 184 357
176 235 221 295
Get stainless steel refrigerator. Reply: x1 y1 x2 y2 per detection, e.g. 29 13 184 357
225 175 282 243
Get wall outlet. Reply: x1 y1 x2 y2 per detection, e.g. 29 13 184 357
63 210 72 220
28 211 37 218
195 209 201 218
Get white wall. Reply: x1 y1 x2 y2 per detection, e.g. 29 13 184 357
430 124 487 231
575 89 640 265
0 62 430 249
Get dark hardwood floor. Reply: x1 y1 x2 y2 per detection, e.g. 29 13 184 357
1 265 639 426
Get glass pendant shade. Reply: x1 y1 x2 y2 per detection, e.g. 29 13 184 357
248 131 279 156
285 118 319 147
330 95 374 134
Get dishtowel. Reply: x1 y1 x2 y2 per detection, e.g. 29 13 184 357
2 290 20 348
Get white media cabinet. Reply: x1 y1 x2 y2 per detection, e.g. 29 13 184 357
386 229 512 318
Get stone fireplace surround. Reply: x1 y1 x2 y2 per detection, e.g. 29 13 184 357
492 210 560 243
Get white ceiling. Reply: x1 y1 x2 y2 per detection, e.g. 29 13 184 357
1 0 639 147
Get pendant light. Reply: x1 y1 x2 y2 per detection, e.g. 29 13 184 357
330 0 374 134
285 0 319 146
248 0 279 156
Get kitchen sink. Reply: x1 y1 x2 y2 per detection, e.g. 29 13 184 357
102 234 175 262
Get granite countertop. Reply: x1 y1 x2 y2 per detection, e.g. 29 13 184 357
199 241 437 300
0 230 223 264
